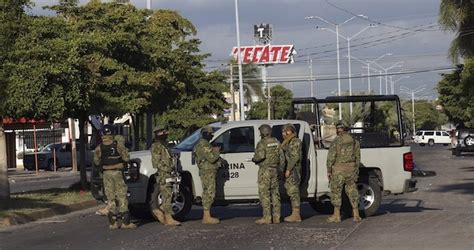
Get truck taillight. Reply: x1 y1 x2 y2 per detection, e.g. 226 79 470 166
403 152 414 172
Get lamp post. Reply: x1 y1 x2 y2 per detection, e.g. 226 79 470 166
305 15 369 120
390 76 410 95
372 61 404 94
400 85 427 136
349 54 388 94
234 0 245 121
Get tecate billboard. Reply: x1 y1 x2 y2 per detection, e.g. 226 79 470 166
230 45 295 65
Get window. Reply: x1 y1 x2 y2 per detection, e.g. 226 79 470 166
213 127 255 153
442 132 449 136
436 132 441 136
425 132 434 136
175 126 221 151
271 124 301 142
416 131 422 136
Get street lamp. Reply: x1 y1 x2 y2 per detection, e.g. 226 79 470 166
372 61 404 94
305 14 371 119
390 76 410 95
347 54 386 94
400 85 427 136
234 0 245 121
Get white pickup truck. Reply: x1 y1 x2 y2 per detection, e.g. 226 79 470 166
91 95 417 220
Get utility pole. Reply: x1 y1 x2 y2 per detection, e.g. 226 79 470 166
400 85 426 136
234 0 245 121
146 0 151 10
229 64 236 121
262 65 271 120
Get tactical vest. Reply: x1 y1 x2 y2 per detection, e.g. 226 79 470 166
101 141 122 165
264 138 281 168
336 134 357 163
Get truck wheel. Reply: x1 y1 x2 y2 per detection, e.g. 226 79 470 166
309 196 333 214
149 184 193 221
357 177 382 217
428 139 435 147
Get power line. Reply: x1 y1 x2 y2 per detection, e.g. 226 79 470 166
324 0 440 32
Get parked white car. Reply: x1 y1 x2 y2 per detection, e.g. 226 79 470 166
413 130 451 146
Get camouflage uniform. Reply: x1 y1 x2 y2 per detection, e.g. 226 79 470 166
252 130 285 224
326 132 361 209
194 138 220 210
94 134 130 214
281 134 302 209
151 140 174 214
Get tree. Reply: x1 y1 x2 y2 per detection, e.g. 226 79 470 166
248 85 293 119
439 0 474 62
437 61 474 127
221 60 264 105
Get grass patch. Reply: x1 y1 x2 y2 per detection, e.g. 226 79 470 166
0 185 93 219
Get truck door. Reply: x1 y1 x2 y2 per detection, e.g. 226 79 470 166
212 126 258 199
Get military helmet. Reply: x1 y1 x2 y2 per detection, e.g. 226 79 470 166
153 124 167 133
335 121 347 129
282 123 296 133
201 126 214 134
258 124 272 136
103 124 115 135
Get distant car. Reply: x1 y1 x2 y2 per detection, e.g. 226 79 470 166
23 143 94 171
413 130 451 146
453 128 474 156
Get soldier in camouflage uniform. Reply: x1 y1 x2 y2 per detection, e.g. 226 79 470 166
150 125 181 226
194 126 221 224
96 134 126 216
94 125 136 229
281 123 303 223
326 121 362 223
252 124 286 225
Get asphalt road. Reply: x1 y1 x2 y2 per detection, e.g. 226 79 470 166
0 145 473 249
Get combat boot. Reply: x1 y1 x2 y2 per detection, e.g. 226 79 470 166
327 207 341 223
96 206 109 216
202 210 220 224
120 212 137 229
284 207 302 223
108 212 119 230
164 213 181 226
152 208 165 224
255 217 272 225
272 215 281 224
352 208 362 222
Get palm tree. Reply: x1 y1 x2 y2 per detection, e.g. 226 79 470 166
439 0 474 62
221 59 264 105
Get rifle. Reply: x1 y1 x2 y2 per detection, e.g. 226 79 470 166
166 154 182 200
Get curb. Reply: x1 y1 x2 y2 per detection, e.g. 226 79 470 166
1 199 100 228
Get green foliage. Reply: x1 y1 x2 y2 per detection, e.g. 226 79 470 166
439 0 474 62
248 85 293 119
437 61 474 127
221 61 264 104
402 100 449 131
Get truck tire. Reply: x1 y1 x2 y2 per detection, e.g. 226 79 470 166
428 139 435 147
149 184 193 221
309 196 333 214
356 177 382 217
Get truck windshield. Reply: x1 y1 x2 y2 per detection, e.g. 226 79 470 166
175 126 221 151
292 96 406 148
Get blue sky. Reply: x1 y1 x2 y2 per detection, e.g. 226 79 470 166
32 0 455 100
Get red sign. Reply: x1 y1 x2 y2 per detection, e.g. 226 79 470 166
231 45 295 65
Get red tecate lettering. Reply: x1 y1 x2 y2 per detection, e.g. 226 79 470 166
280 46 291 62
243 47 253 64
260 45 270 63
253 46 263 63
271 46 283 62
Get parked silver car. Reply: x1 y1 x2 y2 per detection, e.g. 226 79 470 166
23 143 93 171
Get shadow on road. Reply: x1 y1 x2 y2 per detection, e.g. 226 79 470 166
373 199 441 216
459 166 474 172
431 182 474 195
